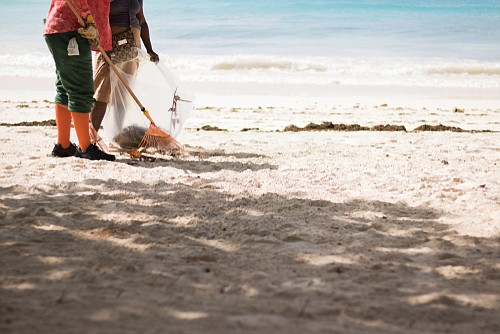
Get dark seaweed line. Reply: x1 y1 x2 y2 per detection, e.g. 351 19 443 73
1 120 496 133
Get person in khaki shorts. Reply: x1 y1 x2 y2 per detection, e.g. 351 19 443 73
91 0 159 133
43 0 115 161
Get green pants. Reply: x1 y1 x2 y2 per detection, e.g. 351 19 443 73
44 31 95 113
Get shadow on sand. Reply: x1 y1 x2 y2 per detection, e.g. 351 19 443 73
1 179 499 334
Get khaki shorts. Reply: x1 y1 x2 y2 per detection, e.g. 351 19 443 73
93 52 112 103
93 28 141 103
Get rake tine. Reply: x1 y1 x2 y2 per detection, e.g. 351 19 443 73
89 123 109 152
139 124 184 155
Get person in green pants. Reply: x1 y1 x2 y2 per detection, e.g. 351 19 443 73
43 0 115 161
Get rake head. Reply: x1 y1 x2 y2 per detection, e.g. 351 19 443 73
138 123 184 156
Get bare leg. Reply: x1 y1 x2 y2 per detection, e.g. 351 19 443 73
90 101 108 132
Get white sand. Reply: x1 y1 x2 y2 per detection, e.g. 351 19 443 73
0 77 499 333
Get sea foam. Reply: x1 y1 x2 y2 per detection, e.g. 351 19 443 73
1 53 499 89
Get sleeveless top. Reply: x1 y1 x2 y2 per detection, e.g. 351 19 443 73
109 0 142 28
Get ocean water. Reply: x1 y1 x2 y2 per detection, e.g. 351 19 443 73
1 0 499 88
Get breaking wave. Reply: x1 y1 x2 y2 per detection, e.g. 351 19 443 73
1 52 499 88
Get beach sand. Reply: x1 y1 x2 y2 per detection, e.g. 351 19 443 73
1 79 499 333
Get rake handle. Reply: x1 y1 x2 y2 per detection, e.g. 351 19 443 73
97 46 147 112
65 0 148 115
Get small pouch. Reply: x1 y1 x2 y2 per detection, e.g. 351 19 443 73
109 29 138 64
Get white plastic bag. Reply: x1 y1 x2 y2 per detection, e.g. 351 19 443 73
101 49 194 150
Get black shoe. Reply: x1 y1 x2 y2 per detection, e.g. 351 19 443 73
52 143 77 157
76 144 116 161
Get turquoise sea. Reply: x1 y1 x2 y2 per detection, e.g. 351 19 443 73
151 0 500 60
2 0 500 59
0 0 499 88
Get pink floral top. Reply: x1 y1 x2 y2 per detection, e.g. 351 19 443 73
43 0 112 51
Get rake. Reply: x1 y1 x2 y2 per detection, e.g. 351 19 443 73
65 0 183 155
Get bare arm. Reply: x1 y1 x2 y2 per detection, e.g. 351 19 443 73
137 5 159 63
